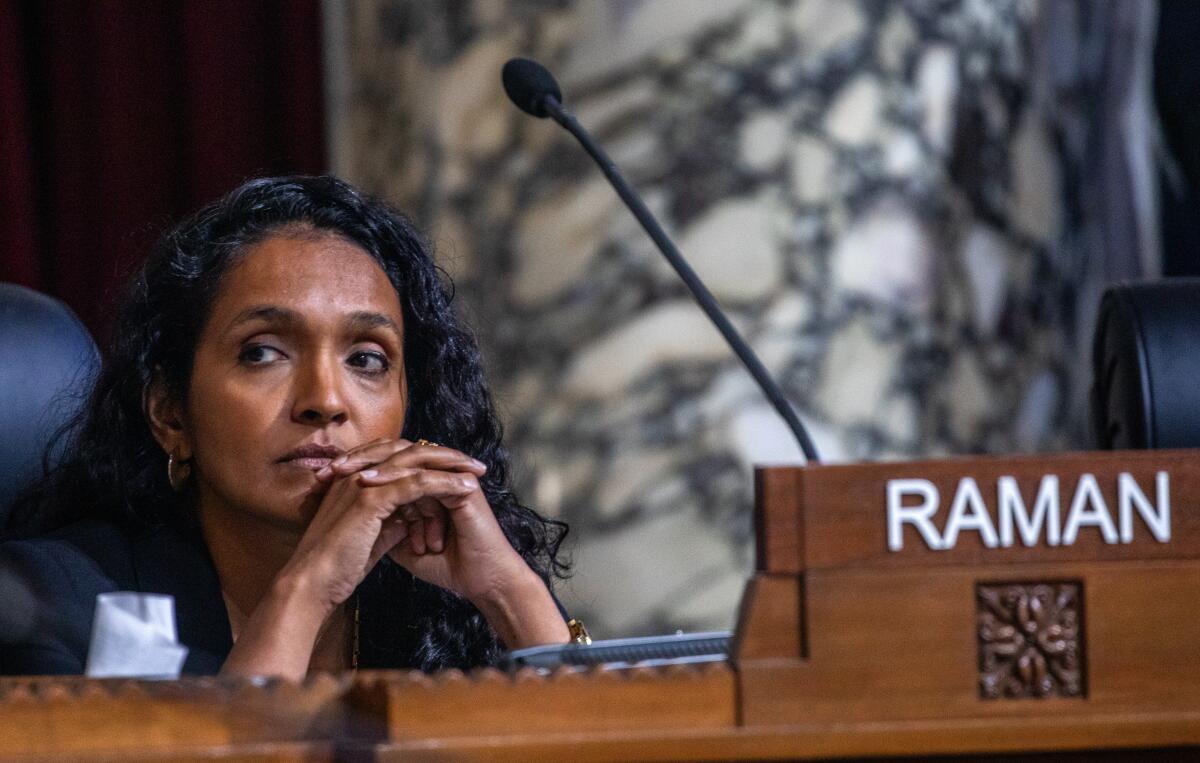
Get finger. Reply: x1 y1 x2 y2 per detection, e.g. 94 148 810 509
331 438 416 474
340 440 487 477
316 436 392 480
393 503 425 554
338 438 487 477
354 470 478 526
411 495 441 516
350 470 475 537
356 449 487 484
369 514 409 567
399 503 422 523
424 513 445 554
308 468 356 511
414 497 447 553
407 517 427 555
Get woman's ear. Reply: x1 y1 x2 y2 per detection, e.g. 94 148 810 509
144 374 192 461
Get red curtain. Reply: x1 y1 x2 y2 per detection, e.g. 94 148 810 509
0 0 326 342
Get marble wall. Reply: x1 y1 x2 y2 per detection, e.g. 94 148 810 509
325 0 1157 636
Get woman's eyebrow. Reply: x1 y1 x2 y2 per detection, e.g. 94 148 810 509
346 311 403 342
226 305 401 342
227 305 300 331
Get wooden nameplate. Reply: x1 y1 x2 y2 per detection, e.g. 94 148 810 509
736 448 1200 756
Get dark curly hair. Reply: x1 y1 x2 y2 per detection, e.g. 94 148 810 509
10 175 568 671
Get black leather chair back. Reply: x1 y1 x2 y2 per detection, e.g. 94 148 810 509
0 284 99 529
1092 279 1200 449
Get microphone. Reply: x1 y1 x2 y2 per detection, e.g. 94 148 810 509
501 58 820 463
501 58 562 118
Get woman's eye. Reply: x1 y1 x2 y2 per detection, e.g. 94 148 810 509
238 344 284 365
349 350 390 374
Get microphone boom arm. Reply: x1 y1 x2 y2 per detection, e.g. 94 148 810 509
543 95 820 463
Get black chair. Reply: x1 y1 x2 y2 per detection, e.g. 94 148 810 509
1091 279 1200 449
0 284 100 531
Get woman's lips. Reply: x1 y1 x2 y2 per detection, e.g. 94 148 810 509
278 443 344 472
282 456 335 471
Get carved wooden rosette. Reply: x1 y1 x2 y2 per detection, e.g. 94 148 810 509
976 582 1084 699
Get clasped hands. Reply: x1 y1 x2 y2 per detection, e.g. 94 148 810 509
283 437 567 650
310 437 520 601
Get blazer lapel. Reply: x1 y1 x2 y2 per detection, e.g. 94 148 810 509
129 523 232 675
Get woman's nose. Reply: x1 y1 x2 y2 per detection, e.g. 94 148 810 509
292 355 348 425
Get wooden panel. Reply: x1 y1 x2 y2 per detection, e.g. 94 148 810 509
346 663 736 741
730 575 803 661
0 742 334 763
0 675 345 759
738 560 1200 726
754 467 805 573
790 449 1200 570
365 714 1200 762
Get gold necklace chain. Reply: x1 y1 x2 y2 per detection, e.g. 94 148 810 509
351 592 361 671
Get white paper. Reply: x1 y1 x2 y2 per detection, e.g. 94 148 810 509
85 592 188 679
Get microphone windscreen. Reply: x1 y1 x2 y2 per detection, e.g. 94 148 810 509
502 58 562 118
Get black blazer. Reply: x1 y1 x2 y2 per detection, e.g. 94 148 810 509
0 519 233 675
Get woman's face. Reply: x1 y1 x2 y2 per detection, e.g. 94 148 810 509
180 231 408 531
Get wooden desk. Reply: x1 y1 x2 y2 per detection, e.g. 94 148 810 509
3 450 1198 761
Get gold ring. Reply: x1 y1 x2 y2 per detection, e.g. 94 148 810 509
415 438 441 447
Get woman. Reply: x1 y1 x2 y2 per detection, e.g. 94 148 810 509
1 175 570 679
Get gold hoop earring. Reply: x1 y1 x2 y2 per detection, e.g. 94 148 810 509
167 454 192 492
